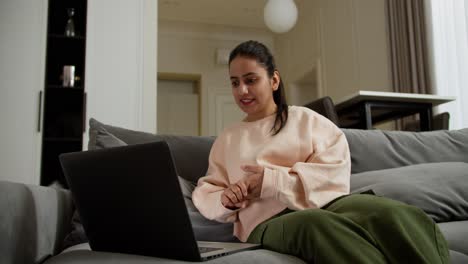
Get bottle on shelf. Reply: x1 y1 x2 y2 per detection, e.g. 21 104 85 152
64 8 76 37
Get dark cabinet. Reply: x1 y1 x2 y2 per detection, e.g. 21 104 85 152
41 0 87 187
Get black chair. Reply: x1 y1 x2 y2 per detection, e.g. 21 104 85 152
404 112 450 131
303 96 340 126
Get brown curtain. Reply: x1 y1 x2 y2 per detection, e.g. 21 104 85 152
386 0 432 130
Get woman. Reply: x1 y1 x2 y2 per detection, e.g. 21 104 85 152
192 40 449 263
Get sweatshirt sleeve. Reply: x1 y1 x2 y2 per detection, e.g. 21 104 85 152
192 136 240 223
260 117 351 210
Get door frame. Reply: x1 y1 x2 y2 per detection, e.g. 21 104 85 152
157 72 202 135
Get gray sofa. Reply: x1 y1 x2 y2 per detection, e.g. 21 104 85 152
1 118 468 264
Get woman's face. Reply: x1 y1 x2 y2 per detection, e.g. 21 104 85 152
229 56 280 121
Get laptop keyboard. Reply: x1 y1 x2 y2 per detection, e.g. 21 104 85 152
199 246 223 253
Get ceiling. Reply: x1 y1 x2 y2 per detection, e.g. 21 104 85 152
158 0 269 29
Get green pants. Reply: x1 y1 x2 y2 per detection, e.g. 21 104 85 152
247 194 449 263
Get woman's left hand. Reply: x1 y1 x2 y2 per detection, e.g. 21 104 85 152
238 164 264 199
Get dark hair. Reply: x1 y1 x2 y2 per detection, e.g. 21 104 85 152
228 40 288 135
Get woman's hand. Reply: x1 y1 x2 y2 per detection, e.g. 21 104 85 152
220 164 265 210
221 182 248 209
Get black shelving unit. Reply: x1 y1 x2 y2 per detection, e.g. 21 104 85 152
41 0 87 187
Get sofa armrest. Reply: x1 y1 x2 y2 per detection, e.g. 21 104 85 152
0 180 73 264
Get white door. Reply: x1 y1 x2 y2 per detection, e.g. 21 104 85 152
207 91 245 136
0 0 48 184
157 79 199 136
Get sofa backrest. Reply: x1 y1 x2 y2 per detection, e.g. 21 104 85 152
90 118 468 180
89 118 214 183
342 128 468 174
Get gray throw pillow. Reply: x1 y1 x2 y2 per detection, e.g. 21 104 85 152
89 118 215 183
350 162 468 223
94 126 127 149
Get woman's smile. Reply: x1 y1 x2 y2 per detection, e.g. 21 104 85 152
240 98 255 106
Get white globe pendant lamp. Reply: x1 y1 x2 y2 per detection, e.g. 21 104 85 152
264 0 298 34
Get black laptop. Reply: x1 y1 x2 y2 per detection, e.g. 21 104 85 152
59 141 260 261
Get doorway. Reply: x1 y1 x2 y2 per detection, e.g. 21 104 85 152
157 73 201 136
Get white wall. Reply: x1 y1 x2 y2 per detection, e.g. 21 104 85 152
142 0 158 133
274 0 322 106
158 20 275 136
275 0 392 105
317 0 392 101
85 0 157 146
0 0 48 184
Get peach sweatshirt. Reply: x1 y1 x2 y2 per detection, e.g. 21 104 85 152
192 106 351 242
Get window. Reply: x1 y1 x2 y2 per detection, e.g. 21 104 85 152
426 0 468 129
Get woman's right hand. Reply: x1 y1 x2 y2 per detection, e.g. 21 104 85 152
221 182 248 209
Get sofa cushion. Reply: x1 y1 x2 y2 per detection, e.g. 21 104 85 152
351 162 468 222
437 221 468 256
342 128 468 174
449 250 468 264
89 118 215 183
49 243 306 264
